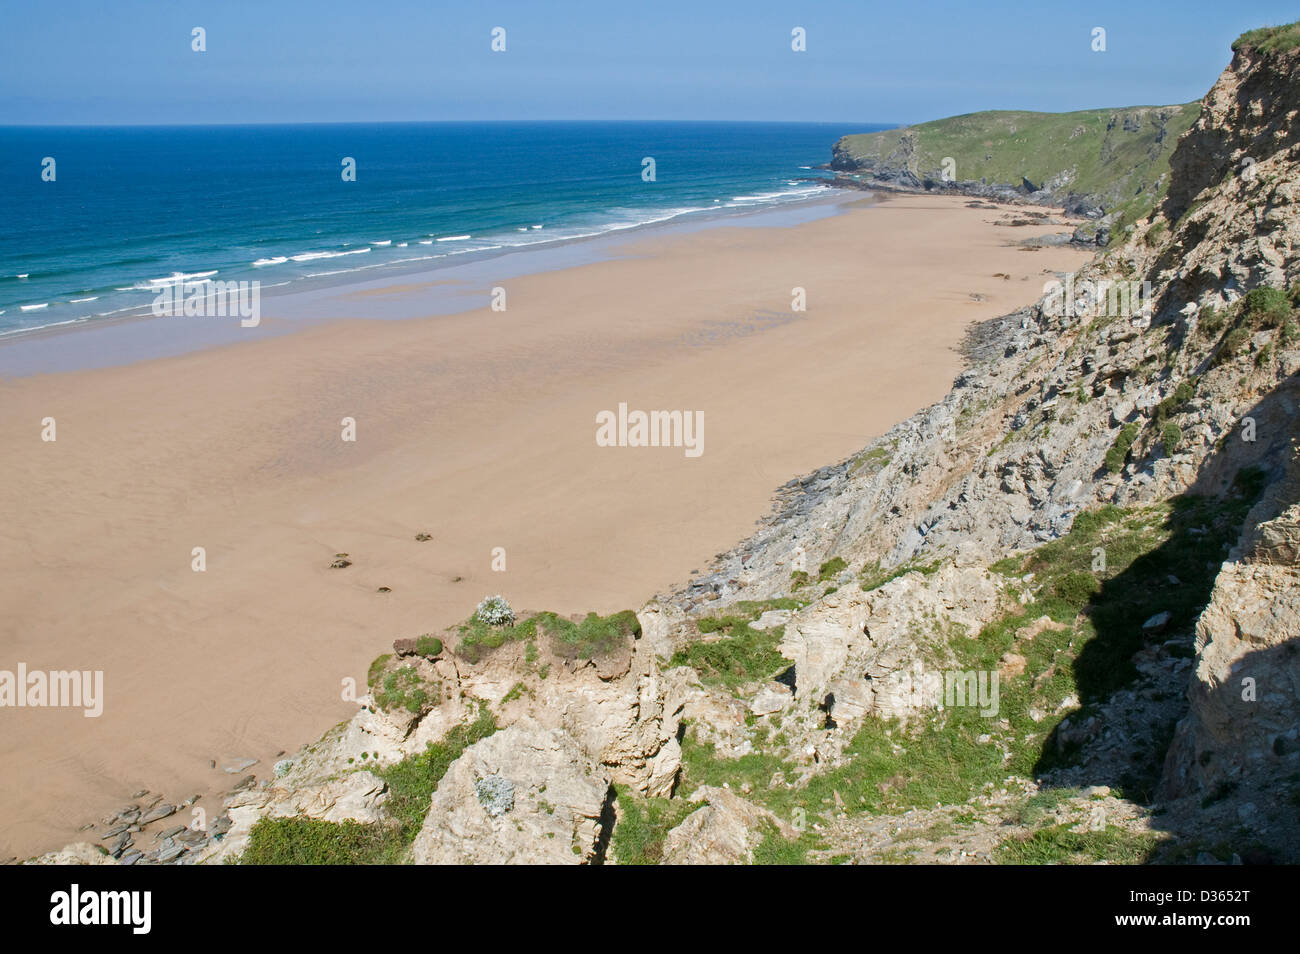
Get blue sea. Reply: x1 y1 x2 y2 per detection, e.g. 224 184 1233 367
0 121 886 336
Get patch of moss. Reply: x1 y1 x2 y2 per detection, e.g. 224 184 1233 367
373 665 434 715
1244 286 1291 328
1151 378 1196 432
1104 422 1140 474
733 597 805 615
366 653 391 689
1214 326 1250 365
859 558 944 592
1160 422 1183 454
818 557 848 582
1197 305 1225 338
850 445 892 475
415 635 443 656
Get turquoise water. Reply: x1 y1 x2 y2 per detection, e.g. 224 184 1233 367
0 121 885 335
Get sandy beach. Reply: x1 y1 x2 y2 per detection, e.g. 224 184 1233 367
0 194 1092 857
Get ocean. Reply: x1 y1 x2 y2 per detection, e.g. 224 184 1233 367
0 121 886 336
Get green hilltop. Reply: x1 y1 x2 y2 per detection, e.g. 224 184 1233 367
1232 20 1300 54
831 103 1199 239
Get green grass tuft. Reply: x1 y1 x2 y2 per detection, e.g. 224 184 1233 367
1243 286 1291 327
457 609 638 663
610 787 695 864
241 817 408 865
995 822 1159 864
670 616 789 691
373 665 433 714
1104 422 1140 474
1160 422 1183 455
1232 21 1300 55
378 708 499 840
818 557 848 582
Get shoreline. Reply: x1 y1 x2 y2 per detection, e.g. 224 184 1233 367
0 190 859 379
0 186 854 369
0 193 1092 858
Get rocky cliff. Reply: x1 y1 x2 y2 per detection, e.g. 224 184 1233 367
32 24 1300 866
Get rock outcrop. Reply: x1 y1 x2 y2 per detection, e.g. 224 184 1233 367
661 786 796 865
779 565 1005 728
186 607 687 865
411 720 614 865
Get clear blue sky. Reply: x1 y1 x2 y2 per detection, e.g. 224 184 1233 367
1 0 1295 125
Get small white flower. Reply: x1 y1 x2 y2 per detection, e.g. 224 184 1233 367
475 594 515 627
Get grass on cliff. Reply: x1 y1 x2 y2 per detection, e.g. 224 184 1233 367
994 822 1159 864
991 470 1263 707
669 599 802 691
1233 21 1300 54
610 787 696 865
240 708 498 865
237 817 408 866
1105 376 1200 473
1204 284 1299 367
1104 423 1141 474
664 475 1265 863
372 664 437 715
542 609 640 661
858 557 943 592
456 608 639 664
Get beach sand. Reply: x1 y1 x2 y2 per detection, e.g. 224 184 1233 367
0 194 1092 857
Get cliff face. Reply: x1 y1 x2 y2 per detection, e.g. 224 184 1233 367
1152 38 1300 819
1164 44 1300 220
669 28 1300 861
1160 443 1300 802
1156 42 1300 316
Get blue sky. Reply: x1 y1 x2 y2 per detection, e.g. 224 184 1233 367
1 0 1295 125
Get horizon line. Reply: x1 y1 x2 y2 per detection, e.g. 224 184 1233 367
0 101 1201 130
0 117 897 129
